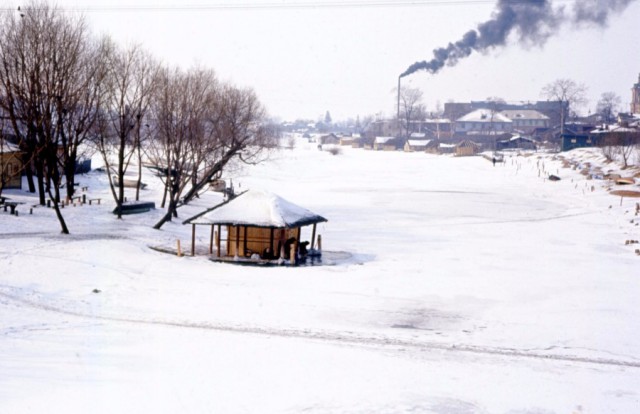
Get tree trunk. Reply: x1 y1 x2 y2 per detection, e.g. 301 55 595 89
135 145 142 201
24 156 36 193
36 161 46 205
116 135 126 219
48 188 70 234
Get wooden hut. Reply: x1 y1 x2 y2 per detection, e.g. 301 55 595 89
0 139 23 190
183 190 327 264
456 140 480 156
404 139 431 152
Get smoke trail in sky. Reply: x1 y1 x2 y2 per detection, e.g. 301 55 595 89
400 0 636 78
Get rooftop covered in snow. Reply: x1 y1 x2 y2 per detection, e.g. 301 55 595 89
184 190 327 229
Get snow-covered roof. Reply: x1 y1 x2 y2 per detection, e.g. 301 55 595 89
500 110 549 120
590 124 640 134
410 132 426 139
0 139 21 154
406 139 431 147
457 140 480 148
184 190 327 228
374 136 395 144
425 118 451 123
500 134 535 143
457 109 512 123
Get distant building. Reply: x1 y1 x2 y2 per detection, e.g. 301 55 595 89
455 109 513 134
373 136 395 151
423 118 453 140
455 140 481 156
404 139 431 152
319 133 340 145
560 124 600 152
500 110 549 134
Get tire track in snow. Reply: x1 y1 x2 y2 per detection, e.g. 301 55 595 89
2 289 639 370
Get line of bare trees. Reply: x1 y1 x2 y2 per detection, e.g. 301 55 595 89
0 1 279 233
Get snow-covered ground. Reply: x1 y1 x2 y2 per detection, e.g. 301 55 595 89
1 140 639 413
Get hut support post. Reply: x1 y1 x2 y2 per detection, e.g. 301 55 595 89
311 224 317 250
191 224 196 256
209 225 215 255
290 243 297 266
216 224 221 257
269 228 274 258
243 226 248 256
235 226 240 257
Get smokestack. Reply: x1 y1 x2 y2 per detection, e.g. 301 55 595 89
397 75 401 132
400 0 637 79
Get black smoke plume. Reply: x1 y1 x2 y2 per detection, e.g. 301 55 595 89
400 0 637 78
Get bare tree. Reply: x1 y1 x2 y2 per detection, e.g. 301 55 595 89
94 42 159 219
485 97 506 150
596 92 621 124
0 1 92 233
0 117 25 197
146 67 216 228
148 67 278 230
178 82 278 206
56 37 111 201
599 131 640 168
396 86 425 138
541 78 587 134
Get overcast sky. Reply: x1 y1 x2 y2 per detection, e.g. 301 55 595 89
8 0 640 121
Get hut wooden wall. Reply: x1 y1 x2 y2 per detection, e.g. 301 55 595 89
226 225 298 257
0 152 23 189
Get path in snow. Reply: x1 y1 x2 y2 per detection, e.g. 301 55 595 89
1 287 639 370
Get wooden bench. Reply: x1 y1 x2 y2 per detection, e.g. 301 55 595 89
3 202 18 215
89 198 102 205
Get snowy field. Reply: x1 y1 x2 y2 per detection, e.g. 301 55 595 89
1 139 639 413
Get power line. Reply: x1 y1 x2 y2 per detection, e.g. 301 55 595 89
1 0 576 13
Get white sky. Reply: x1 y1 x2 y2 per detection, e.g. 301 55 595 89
7 0 640 121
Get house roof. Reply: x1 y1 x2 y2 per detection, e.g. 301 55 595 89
424 118 451 124
374 136 395 144
457 140 480 148
500 110 549 121
590 122 640 134
499 134 535 143
0 139 21 154
183 190 327 228
457 109 512 123
407 139 431 147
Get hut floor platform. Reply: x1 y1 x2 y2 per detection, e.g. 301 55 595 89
149 244 353 267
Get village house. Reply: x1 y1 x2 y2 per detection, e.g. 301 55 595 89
319 133 340 145
500 110 549 134
455 140 481 156
340 133 359 146
439 143 456 154
373 136 395 151
496 135 538 151
423 118 453 140
560 124 599 151
404 139 431 152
